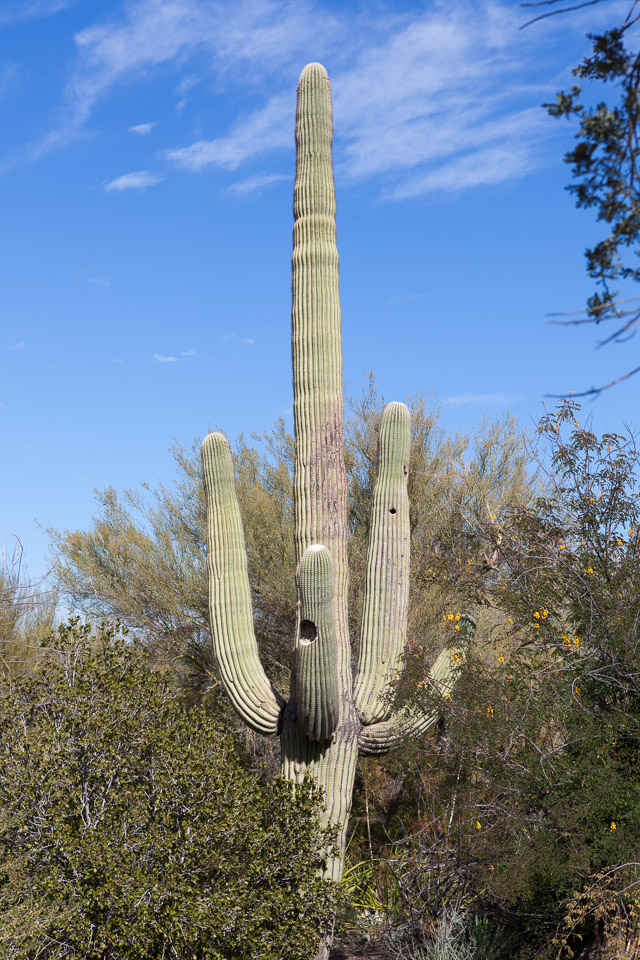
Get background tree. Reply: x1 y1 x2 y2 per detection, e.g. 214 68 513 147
48 381 531 706
0 536 57 678
0 619 338 960
352 400 640 958
536 0 640 393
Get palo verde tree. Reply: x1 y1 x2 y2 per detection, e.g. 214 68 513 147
200 61 473 952
384 400 640 958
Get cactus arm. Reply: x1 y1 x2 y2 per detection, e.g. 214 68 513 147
359 616 476 756
201 431 285 736
354 402 411 724
359 713 439 756
296 545 340 742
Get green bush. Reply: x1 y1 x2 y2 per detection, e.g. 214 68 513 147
0 620 338 960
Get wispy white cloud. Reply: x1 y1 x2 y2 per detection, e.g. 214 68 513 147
164 2 560 195
448 392 523 406
128 121 157 136
180 348 196 356
153 353 177 363
226 171 289 196
167 93 291 171
35 0 336 154
18 0 603 197
0 0 76 26
87 276 110 287
8 340 26 351
175 74 199 113
388 293 425 306
219 332 255 345
104 170 164 192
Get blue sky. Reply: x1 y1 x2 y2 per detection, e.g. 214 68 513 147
1 0 637 583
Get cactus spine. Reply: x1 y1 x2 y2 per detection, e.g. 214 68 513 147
201 62 473 939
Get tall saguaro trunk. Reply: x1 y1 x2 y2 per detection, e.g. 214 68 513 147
283 62 359 887
201 62 474 959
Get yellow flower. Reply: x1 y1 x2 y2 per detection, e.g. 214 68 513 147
575 685 581 697
630 528 635 536
455 613 460 621
534 611 540 619
487 705 494 717
488 864 495 871
498 656 505 664
455 624 460 632
447 614 454 621
559 544 566 550
617 539 623 546
444 692 451 700
534 624 540 629
611 822 617 831
417 681 423 688
586 567 594 574
475 820 482 830
508 674 514 682
542 609 548 619
573 636 581 647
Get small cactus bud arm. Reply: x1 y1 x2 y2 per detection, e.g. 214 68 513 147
359 711 439 756
201 431 284 736
359 616 476 755
354 402 411 724
296 545 340 741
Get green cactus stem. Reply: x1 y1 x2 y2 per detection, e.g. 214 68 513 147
201 61 475 955
354 401 411 724
296 545 340 742
360 616 475 755
201 430 284 736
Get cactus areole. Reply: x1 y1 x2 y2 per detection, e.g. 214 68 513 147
201 62 473 943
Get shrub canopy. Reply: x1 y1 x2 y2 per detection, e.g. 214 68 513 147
0 620 338 960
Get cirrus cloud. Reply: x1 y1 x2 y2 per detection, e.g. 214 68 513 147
104 170 164 192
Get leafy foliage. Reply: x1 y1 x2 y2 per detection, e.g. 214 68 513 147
0 620 338 960
544 2 640 391
339 402 640 958
0 536 57 678
48 379 530 708
407 401 640 956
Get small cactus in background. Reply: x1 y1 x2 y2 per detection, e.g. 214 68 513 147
201 61 474 943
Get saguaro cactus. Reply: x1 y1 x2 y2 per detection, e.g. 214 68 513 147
201 61 473 932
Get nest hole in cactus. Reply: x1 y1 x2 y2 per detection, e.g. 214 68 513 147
300 619 318 645
389 507 397 515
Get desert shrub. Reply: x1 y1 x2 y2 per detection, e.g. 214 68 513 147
0 619 337 960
